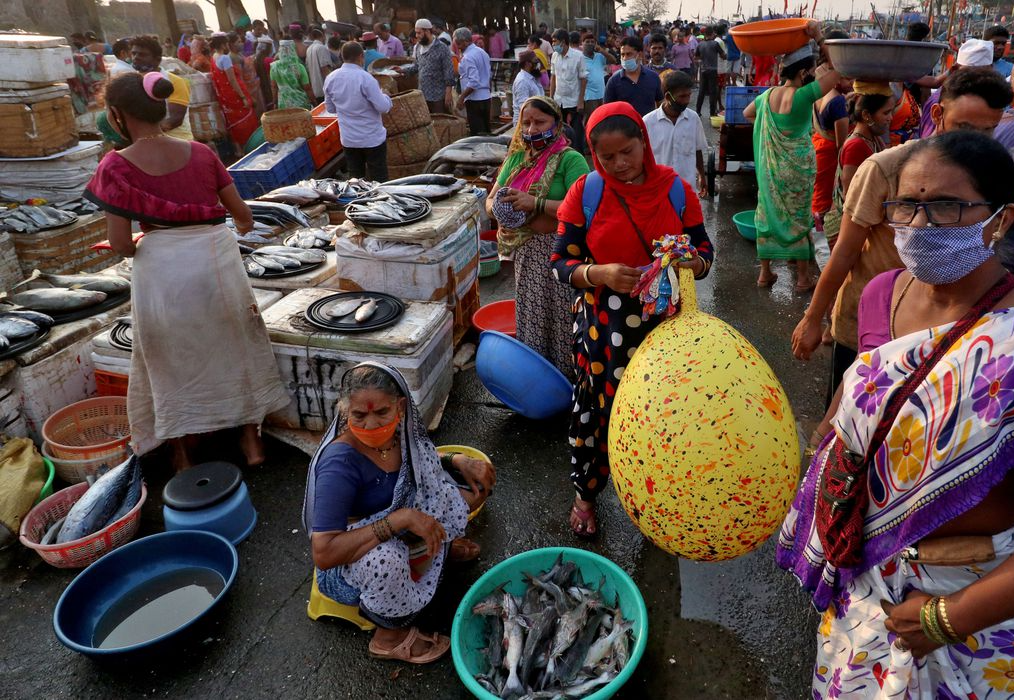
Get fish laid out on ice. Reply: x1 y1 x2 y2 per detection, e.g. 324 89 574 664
56 456 142 543
17 268 130 295
0 288 107 313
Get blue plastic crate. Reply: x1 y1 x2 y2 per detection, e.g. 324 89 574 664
724 86 768 125
228 141 315 200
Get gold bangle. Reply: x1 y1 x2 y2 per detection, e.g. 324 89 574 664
921 597 951 646
371 519 388 543
937 597 962 644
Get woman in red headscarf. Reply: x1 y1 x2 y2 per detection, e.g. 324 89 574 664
550 102 715 536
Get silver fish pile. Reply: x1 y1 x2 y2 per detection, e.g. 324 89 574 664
0 205 76 233
243 245 326 277
378 174 467 201
472 555 633 699
345 192 430 227
298 178 378 202
284 227 334 249
51 455 142 544
246 201 312 228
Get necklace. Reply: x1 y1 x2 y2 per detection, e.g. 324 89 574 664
890 275 916 339
132 132 165 143
372 439 399 461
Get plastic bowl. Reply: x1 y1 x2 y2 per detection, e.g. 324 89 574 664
472 299 516 337
730 18 811 56
36 457 55 505
436 445 490 520
475 331 572 419
451 547 648 700
823 39 947 82
710 114 725 128
733 210 757 241
53 530 238 659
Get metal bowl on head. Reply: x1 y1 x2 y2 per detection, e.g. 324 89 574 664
824 39 947 82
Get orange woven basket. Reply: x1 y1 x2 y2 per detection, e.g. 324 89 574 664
42 397 130 460
19 481 147 568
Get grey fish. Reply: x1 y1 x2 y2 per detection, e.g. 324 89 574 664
286 228 334 249
254 246 327 264
40 516 66 545
355 299 377 323
244 258 266 277
257 185 325 205
545 600 589 680
473 583 507 617
556 610 605 685
106 456 143 524
247 201 311 228
519 608 557 690
0 316 39 340
502 603 526 700
583 616 631 670
325 298 367 320
1 288 107 313
525 573 569 613
261 253 301 270
21 269 130 295
57 455 138 543
0 310 54 329
248 254 285 272
486 613 504 679
559 672 614 697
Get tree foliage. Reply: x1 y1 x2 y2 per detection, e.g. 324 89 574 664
626 0 669 22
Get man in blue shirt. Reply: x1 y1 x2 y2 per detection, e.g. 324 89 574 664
985 25 1013 79
455 27 492 135
722 24 743 86
604 36 663 116
361 32 385 68
583 34 614 123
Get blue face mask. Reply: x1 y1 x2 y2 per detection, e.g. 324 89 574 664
621 57 638 72
553 43 564 54
522 126 557 150
892 208 1003 285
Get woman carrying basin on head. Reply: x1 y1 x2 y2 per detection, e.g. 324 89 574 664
305 363 496 664
84 72 290 471
777 132 1014 698
486 96 590 378
550 102 713 537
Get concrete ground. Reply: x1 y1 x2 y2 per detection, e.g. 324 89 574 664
0 123 833 699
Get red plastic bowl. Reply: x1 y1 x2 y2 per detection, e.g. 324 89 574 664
472 299 516 337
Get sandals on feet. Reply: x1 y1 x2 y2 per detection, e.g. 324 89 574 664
448 537 481 562
571 503 598 538
368 627 450 664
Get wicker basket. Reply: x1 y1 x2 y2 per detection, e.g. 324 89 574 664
381 90 431 136
431 114 468 147
0 86 78 158
189 100 227 142
262 107 315 143
188 72 216 104
374 74 398 95
371 57 417 93
387 122 441 166
10 213 119 277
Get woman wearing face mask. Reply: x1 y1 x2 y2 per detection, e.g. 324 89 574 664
305 363 494 664
743 23 842 292
778 130 1014 699
550 102 713 536
487 96 590 376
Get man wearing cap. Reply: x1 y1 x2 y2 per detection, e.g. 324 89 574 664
305 28 335 106
361 32 385 68
918 38 995 138
455 27 492 135
396 20 455 114
375 23 405 58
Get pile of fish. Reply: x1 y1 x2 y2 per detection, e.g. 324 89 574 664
63 198 100 216
241 138 306 169
298 178 378 203
42 456 142 545
257 184 339 206
345 192 430 227
246 201 312 229
229 220 278 245
0 270 129 333
284 227 334 250
323 296 378 323
0 205 76 233
0 308 53 351
243 245 327 277
425 136 510 175
378 174 467 201
472 555 633 699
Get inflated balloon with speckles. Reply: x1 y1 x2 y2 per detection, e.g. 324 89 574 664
608 269 800 561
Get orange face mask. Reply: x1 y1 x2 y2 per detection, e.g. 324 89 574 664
349 415 399 448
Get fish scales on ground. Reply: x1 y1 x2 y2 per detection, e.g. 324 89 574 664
0 288 107 313
20 269 130 295
473 555 630 699
56 456 141 543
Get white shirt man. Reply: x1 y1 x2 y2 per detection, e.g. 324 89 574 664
644 103 708 189
549 41 588 109
305 37 335 101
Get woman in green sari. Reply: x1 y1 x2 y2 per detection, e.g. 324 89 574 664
270 40 315 110
744 24 842 292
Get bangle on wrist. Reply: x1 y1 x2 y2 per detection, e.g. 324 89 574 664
584 264 595 287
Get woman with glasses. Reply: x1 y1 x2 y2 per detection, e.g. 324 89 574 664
778 131 1014 698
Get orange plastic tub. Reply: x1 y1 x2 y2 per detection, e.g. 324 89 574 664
472 299 516 337
730 18 811 56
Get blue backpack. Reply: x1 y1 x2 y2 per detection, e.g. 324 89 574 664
580 171 686 231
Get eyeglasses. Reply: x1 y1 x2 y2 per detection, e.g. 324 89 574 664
883 200 992 226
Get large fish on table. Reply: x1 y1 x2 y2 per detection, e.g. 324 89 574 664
57 455 142 543
246 201 311 228
18 268 130 295
378 174 467 200
0 288 107 313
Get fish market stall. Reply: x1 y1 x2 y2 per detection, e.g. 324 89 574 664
9 211 116 277
247 250 339 292
263 288 453 434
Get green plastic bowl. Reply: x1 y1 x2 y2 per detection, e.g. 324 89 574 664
35 458 55 505
732 210 757 241
451 547 648 699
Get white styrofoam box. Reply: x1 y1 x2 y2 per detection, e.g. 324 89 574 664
0 141 104 206
249 251 339 292
90 351 129 375
187 72 216 104
334 218 479 303
15 299 130 368
0 35 75 87
253 287 284 310
353 190 483 247
12 335 97 442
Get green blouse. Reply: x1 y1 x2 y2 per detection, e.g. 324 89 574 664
496 148 590 200
767 81 823 138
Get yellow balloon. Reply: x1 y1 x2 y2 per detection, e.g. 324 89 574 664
608 269 800 561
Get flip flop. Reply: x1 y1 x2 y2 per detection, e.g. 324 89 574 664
368 627 450 664
756 274 778 288
571 504 598 539
448 537 481 562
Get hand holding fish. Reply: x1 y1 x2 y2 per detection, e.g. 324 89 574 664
498 188 537 213
452 454 496 497
390 508 447 557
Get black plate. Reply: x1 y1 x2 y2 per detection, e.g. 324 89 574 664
253 259 325 279
48 290 131 325
304 292 405 333
0 327 51 362
108 321 133 352
344 194 432 229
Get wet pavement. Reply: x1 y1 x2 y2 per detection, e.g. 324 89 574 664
1 123 833 699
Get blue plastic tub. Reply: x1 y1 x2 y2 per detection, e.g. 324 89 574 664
733 209 757 241
451 547 648 700
53 531 238 659
475 331 572 419
724 86 768 125
228 140 314 199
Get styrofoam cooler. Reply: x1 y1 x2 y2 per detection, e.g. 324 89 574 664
0 35 75 88
0 140 103 206
334 218 479 303
262 289 453 431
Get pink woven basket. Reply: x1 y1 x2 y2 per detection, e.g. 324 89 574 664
19 482 147 568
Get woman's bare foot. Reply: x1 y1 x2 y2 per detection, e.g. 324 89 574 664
757 260 777 288
240 424 265 467
570 496 597 537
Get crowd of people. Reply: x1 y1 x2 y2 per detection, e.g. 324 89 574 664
59 12 1014 696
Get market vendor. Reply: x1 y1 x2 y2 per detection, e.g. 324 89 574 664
304 363 495 664
84 72 290 470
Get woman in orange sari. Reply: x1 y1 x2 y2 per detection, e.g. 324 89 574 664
210 33 258 154
888 84 922 146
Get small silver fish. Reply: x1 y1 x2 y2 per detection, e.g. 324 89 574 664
502 602 526 699
244 258 266 277
354 298 377 323
248 254 285 272
1 288 107 313
20 269 130 295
